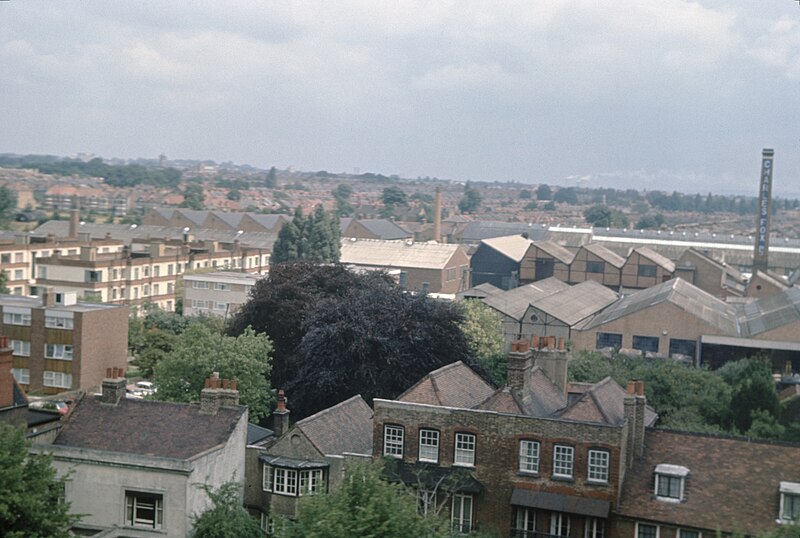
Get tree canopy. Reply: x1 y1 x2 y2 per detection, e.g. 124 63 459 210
152 324 273 422
458 183 482 214
192 481 263 538
0 185 17 228
456 300 506 385
229 263 488 419
381 186 408 208
181 184 206 210
583 204 629 228
265 166 278 188
270 206 341 264
536 184 552 200
0 424 80 537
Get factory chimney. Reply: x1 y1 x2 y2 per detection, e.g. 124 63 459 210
434 187 442 243
753 149 775 273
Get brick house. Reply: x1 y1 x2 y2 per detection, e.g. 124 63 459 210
372 340 656 537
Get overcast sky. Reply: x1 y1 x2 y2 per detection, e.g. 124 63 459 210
1 1 799 195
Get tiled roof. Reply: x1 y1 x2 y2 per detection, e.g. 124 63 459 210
398 362 495 409
482 278 570 321
617 429 800 536
54 396 245 460
558 377 657 426
532 280 618 326
340 238 464 270
295 395 373 456
532 240 576 264
476 388 524 414
479 234 532 262
580 242 626 268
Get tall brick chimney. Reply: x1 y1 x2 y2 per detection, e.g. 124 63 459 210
434 186 442 243
273 389 290 437
200 372 239 415
507 340 533 391
69 196 80 239
624 380 646 468
101 367 127 406
0 337 15 409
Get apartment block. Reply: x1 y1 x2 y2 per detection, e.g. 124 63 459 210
183 271 260 317
0 291 128 395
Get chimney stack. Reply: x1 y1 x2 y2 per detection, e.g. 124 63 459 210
530 335 569 391
40 287 56 307
0 337 14 409
624 380 647 468
100 367 127 405
69 196 80 239
200 372 239 414
507 340 533 391
434 187 442 243
753 148 775 272
273 389 290 437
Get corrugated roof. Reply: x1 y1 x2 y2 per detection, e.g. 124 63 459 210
739 287 800 337
296 395 373 456
479 234 532 262
532 280 619 325
532 240 576 264
580 243 626 268
340 238 463 270
482 278 570 321
633 246 676 272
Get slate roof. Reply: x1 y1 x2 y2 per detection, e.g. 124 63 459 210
532 240 576 264
482 278 570 321
247 423 274 445
457 282 504 300
580 242 626 268
575 278 739 335
479 234 532 263
357 219 412 240
295 395 373 456
462 222 548 243
209 212 245 228
340 238 464 270
531 280 618 326
514 367 568 417
632 246 676 272
398 362 495 409
739 287 800 337
54 396 245 460
617 429 800 536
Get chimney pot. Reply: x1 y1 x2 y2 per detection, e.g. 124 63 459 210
627 380 636 395
557 337 565 351
635 380 645 397
531 335 539 349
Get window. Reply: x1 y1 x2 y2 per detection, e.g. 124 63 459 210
144 266 150 277
85 270 102 283
446 267 456 281
299 469 324 495
214 302 227 311
553 445 574 478
669 338 696 359
167 283 174 294
167 264 174 276
3 311 31 326
14 269 23 280
153 266 160 277
45 344 73 360
263 465 322 496
12 368 30 384
38 266 47 279
193 281 209 289
45 315 74 329
418 429 439 463
260 512 274 535
587 450 610 483
10 340 30 357
549 512 570 537
14 252 23 263
153 284 160 295
263 464 273 491
44 371 72 388
596 332 622 349
678 531 700 538
512 507 536 537
638 264 657 278
125 491 163 529
586 260 605 274
518 440 540 473
632 335 659 353
654 464 689 501
454 433 476 466
637 523 659 538
214 282 230 291
780 482 800 522
417 489 436 516
273 467 298 495
421 282 430 294
451 494 472 534
585 518 606 538
383 425 404 458
192 299 209 309
143 284 150 296
0 253 8 263
113 268 119 280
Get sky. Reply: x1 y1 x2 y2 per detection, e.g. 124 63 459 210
1 1 799 195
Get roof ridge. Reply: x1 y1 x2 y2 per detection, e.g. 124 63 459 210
296 394 365 425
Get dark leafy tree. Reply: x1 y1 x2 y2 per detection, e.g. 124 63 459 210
332 184 354 216
226 188 242 201
181 184 205 210
192 481 263 538
583 204 628 228
519 189 532 199
0 185 17 228
553 187 578 205
536 184 552 200
635 213 665 229
382 186 408 208
0 269 9 294
717 356 781 433
270 206 339 264
458 182 482 214
0 424 81 537
265 166 278 188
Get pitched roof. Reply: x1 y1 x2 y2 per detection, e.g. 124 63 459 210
514 367 568 417
482 278 570 321
531 240 576 264
458 282 504 300
617 429 800 536
576 278 738 335
295 395 373 456
558 377 657 426
356 219 412 240
739 286 800 337
463 222 548 242
479 234 532 262
580 242 626 268
340 238 464 270
531 280 618 326
633 246 676 272
398 362 495 409
54 396 245 460
208 212 245 228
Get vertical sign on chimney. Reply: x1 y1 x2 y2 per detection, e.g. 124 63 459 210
753 149 774 272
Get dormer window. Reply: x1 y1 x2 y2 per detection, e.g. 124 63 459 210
779 481 800 523
654 464 689 502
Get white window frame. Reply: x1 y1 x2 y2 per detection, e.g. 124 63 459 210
451 494 472 534
636 522 660 538
519 440 540 474
45 343 73 360
299 469 324 495
125 490 163 530
585 517 606 538
3 312 31 326
262 464 273 492
553 445 574 478
418 429 439 463
214 302 227 311
779 482 800 523
12 368 30 384
514 507 536 536
677 530 701 538
654 464 689 502
549 512 570 537
193 280 209 289
272 467 298 496
43 371 72 388
45 315 74 329
10 339 30 357
192 299 209 309
587 449 610 483
383 425 404 458
214 282 230 291
454 433 476 467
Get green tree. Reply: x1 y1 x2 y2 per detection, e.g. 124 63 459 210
553 187 578 205
456 300 506 385
270 206 339 264
277 462 450 538
382 186 408 208
181 184 206 210
332 184 354 216
718 356 780 433
0 185 17 228
519 189 532 199
192 481 263 538
635 213 665 229
458 183 482 214
583 204 628 228
153 324 273 422
0 270 9 294
265 166 278 188
227 188 242 201
536 184 552 200
0 424 81 537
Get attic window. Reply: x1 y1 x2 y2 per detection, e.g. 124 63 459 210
654 464 689 502
779 482 800 523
